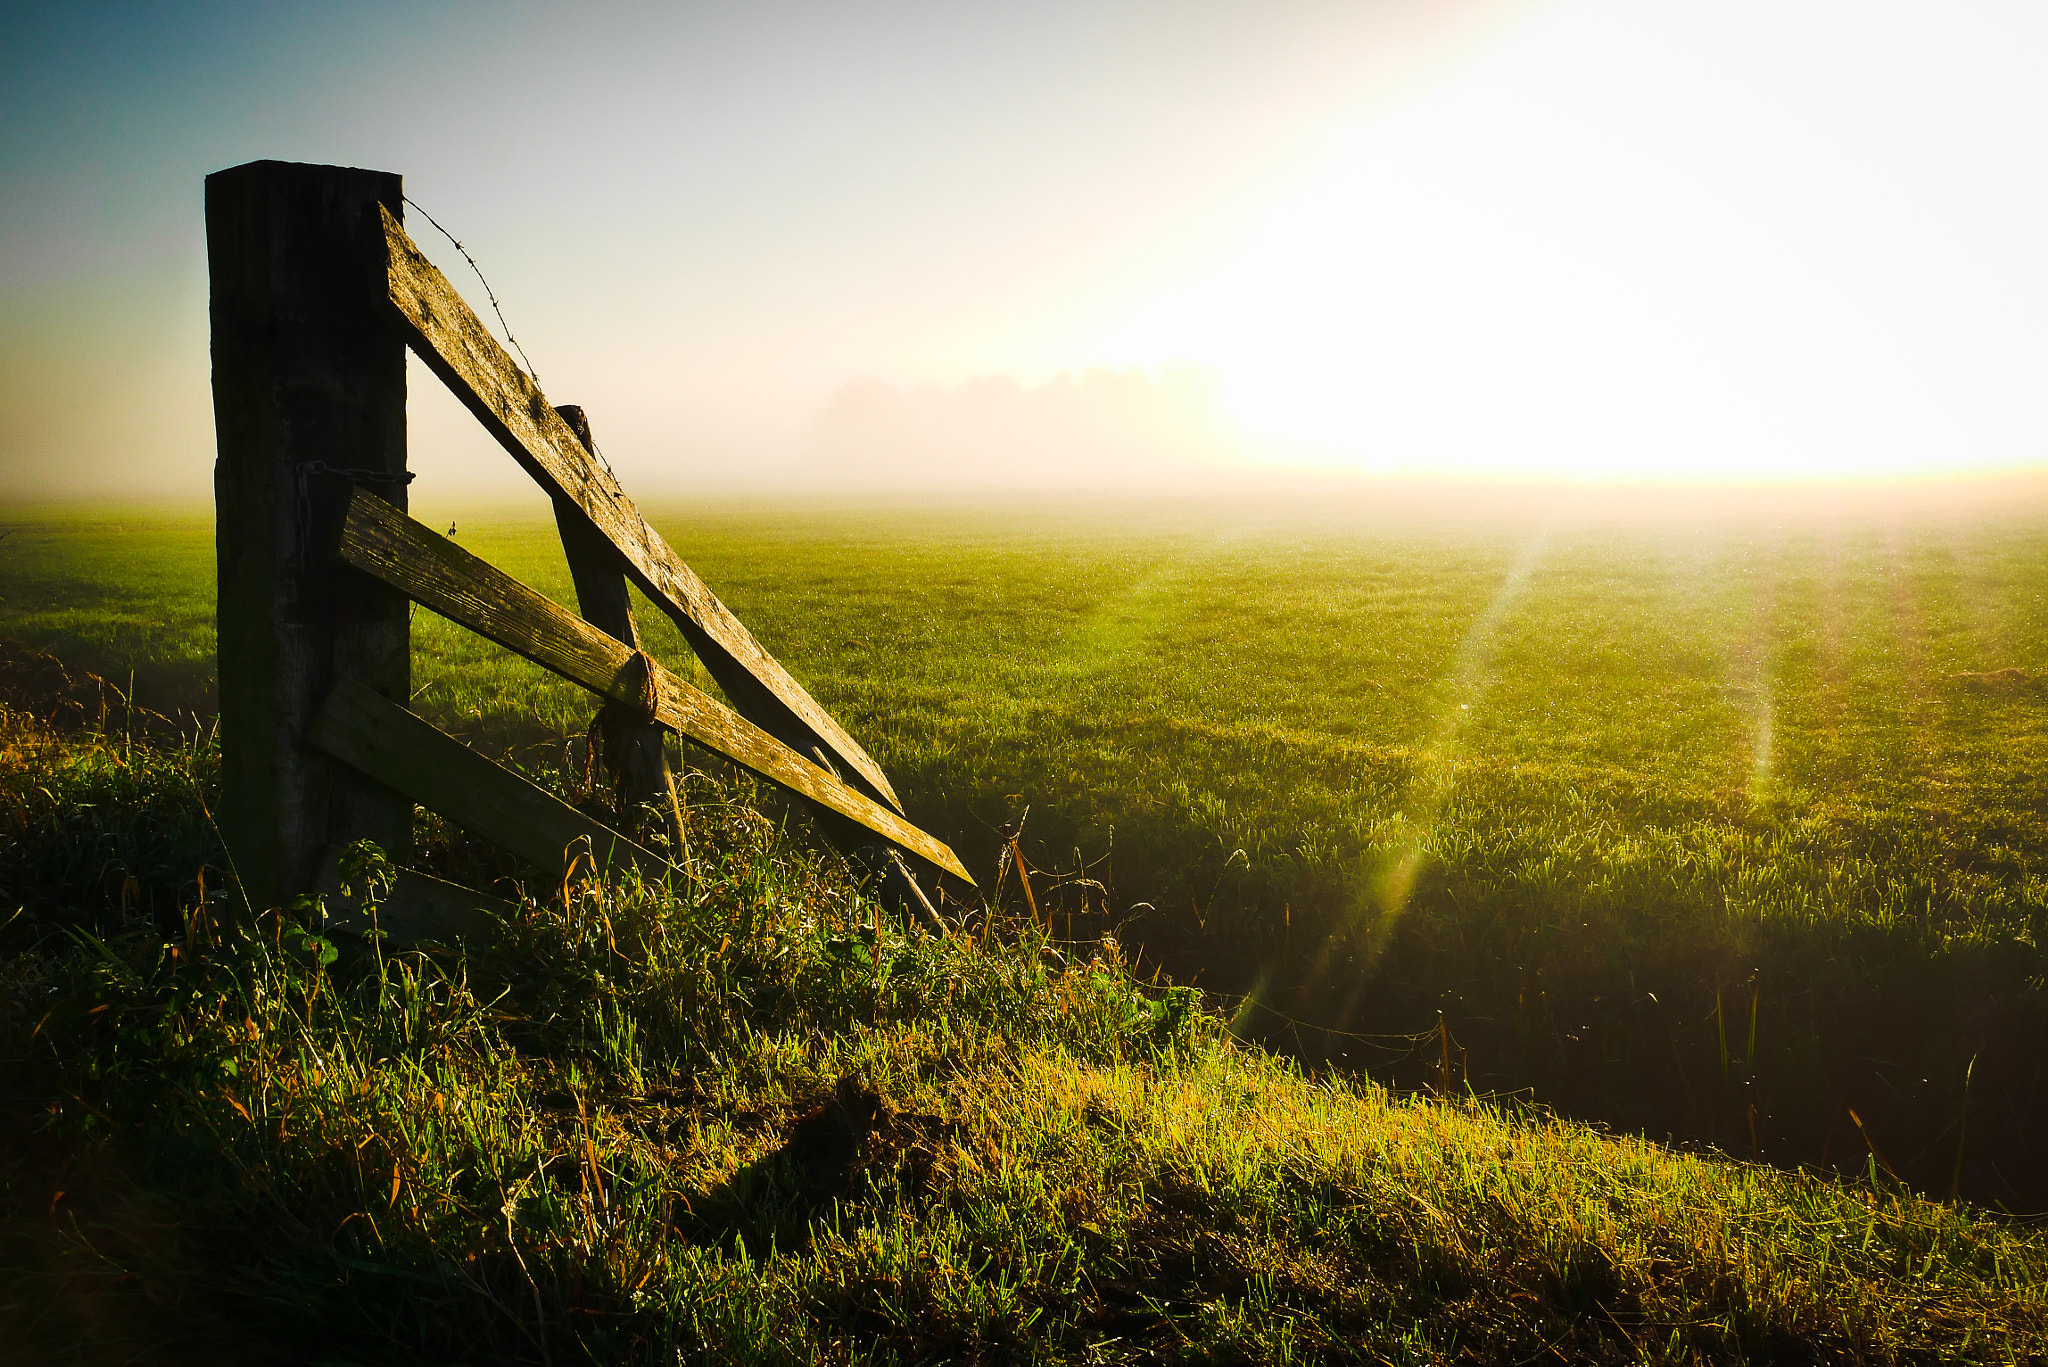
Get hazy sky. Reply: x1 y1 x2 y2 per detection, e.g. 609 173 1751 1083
5 0 2048 501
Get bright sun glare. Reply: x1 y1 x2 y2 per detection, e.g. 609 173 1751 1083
1086 0 2048 483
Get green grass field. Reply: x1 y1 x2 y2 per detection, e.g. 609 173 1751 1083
5 485 2048 1360
2 488 2045 1211
3 699 2045 1363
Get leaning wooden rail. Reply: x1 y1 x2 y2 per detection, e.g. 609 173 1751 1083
330 487 972 885
378 204 903 816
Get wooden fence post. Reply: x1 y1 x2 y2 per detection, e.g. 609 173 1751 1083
207 160 412 912
549 403 684 850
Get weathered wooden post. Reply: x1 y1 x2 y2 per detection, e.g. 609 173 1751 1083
207 160 412 911
549 404 684 850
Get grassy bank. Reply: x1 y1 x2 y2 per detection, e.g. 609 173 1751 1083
1 491 2044 1206
3 705 2045 1363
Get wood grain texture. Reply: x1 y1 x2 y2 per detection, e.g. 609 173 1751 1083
206 160 412 910
331 489 972 883
308 677 674 885
377 205 902 815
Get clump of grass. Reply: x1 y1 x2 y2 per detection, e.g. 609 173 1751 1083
0 644 222 948
3 712 2046 1363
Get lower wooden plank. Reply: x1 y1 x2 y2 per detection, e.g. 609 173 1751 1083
316 845 511 948
307 677 675 886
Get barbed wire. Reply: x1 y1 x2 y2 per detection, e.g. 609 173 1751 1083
403 195 545 390
1202 987 1443 1053
402 197 668 625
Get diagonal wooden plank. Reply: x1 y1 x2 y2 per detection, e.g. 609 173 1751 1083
308 676 674 885
377 205 902 815
330 488 973 884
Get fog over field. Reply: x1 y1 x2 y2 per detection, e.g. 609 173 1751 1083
7 1 2048 502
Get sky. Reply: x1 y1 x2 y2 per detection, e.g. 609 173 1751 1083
5 0 2048 501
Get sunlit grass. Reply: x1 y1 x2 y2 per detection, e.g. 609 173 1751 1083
2 494 2043 1206
2 706 2043 1362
